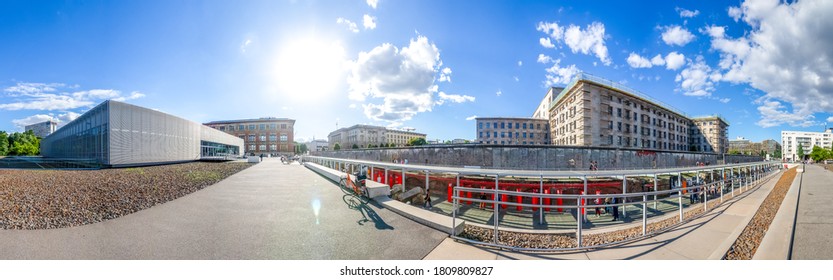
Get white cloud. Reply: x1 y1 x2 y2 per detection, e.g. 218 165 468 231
664 52 686 70
367 0 378 9
719 98 731 103
517 60 522 66
436 92 475 105
728 6 743 22
661 25 695 46
513 76 519 82
496 90 502 96
240 39 252 53
537 21 611 65
539 37 555 48
675 55 719 97
827 116 833 123
363 14 377 30
704 0 833 128
12 111 81 131
465 115 478 121
336 18 359 33
627 53 653 68
677 7 700 18
348 104 357 109
347 36 470 124
1 82 144 111
438 67 452 82
537 54 554 64
113 91 146 102
543 59 580 87
650 54 665 66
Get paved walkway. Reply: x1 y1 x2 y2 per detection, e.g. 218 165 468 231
424 170 782 260
791 164 833 259
0 158 447 259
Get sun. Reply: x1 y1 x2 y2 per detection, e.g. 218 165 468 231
274 37 345 100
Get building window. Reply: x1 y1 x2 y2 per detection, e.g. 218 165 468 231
617 108 622 117
270 124 277 130
530 133 534 138
259 145 266 151
523 132 527 138
260 135 266 141
500 122 505 129
248 144 255 151
270 144 277 151
501 132 505 138
479 123 483 129
515 123 520 129
228 126 234 131
280 134 288 142
485 123 490 129
238 125 245 130
270 134 277 141
479 132 483 138
523 123 527 129
515 132 519 138
248 124 255 130
281 124 287 129
248 135 255 141
218 126 225 131
259 124 266 130
493 132 497 138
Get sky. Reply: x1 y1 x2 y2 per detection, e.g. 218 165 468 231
1 0 832 144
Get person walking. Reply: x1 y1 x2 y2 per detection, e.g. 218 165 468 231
611 196 620 221
424 187 432 209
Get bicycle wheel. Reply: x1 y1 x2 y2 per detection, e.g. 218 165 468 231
339 178 352 195
359 186 371 204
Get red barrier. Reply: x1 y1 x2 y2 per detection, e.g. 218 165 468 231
556 189 563 212
580 191 586 216
466 189 473 205
515 188 522 211
500 190 508 209
447 183 453 202
544 189 551 212
532 190 539 211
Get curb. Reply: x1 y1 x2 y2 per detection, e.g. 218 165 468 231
753 169 802 260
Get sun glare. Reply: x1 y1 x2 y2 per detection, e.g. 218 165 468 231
275 38 345 100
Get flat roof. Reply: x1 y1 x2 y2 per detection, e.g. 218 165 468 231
204 118 295 125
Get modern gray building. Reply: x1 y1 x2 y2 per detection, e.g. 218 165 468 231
24 120 58 138
41 100 243 167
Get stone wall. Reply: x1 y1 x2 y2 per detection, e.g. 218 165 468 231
312 144 763 170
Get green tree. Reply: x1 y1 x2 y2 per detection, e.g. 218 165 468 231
728 150 741 155
810 146 828 162
774 149 782 160
0 131 8 156
367 143 374 148
351 143 359 149
798 145 805 161
8 131 39 156
334 143 341 150
299 143 308 154
407 137 427 146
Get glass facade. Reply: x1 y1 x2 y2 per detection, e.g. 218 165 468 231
40 102 110 164
200 140 240 159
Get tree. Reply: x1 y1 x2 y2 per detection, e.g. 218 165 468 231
7 131 39 156
299 143 308 154
334 143 341 150
0 131 8 156
407 137 427 146
773 149 782 160
810 146 829 162
728 150 741 155
367 143 374 148
797 145 805 161
351 143 359 149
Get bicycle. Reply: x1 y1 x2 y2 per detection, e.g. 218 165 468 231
339 173 370 204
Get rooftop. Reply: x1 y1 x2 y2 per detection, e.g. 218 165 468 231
204 117 295 125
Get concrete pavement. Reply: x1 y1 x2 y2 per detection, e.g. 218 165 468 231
0 158 447 259
790 164 833 259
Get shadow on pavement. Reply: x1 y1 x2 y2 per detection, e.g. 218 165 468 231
342 194 394 230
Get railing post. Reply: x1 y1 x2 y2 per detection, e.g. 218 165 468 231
642 194 647 236
425 170 429 204
494 175 500 245
583 176 588 223
622 175 627 219
577 193 583 248
539 175 544 224
653 173 658 210
678 189 683 222
452 174 458 236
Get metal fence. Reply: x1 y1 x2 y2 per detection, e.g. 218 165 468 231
302 155 782 251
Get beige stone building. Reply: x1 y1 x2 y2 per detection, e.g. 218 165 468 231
690 116 729 153
475 117 549 145
548 73 692 151
328 124 426 149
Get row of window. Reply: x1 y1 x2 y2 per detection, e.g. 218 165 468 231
479 140 544 145
239 134 289 142
479 121 545 130
479 131 545 139
247 144 289 151
215 123 291 132
604 135 688 151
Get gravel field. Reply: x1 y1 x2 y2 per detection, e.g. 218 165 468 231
0 162 252 230
723 167 796 260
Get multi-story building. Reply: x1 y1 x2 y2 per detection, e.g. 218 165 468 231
532 87 564 120
782 128 833 162
475 117 549 145
41 100 243 167
690 116 729 153
306 139 329 152
204 117 295 156
25 120 58 138
328 124 426 149
728 137 781 156
547 73 693 151
728 137 752 152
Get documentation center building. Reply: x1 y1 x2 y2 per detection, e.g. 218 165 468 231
40 100 244 167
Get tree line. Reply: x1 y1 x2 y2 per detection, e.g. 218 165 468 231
0 130 41 156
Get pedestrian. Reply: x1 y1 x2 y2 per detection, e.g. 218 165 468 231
424 187 432 209
604 197 612 214
479 191 488 209
611 197 620 221
595 194 602 217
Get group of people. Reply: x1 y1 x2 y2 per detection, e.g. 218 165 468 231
593 197 620 221
589 161 599 171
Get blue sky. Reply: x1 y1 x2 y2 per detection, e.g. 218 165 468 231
2 0 832 143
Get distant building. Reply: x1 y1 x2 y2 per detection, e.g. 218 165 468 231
531 87 563 120
327 124 426 149
729 137 780 156
782 128 833 162
690 116 730 153
204 117 296 156
25 120 58 138
475 117 549 145
451 138 469 144
41 100 243 167
307 139 329 152
728 137 752 152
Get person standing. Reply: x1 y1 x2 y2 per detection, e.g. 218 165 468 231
611 197 620 221
424 187 432 209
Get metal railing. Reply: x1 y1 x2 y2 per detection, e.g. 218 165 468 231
302 155 782 251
